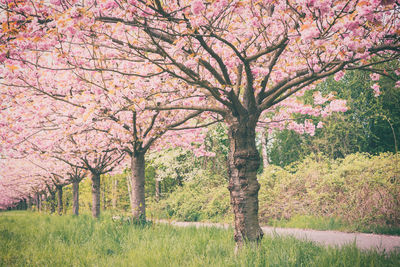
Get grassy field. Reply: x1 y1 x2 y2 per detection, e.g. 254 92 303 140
0 211 399 267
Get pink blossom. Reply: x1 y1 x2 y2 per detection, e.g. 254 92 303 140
288 121 304 134
369 73 380 81
329 99 348 112
334 71 345 81
104 1 118 10
69 7 80 18
345 21 359 31
50 0 61 5
371 83 381 96
191 0 205 15
317 121 324 128
184 59 197 69
306 0 316 7
190 16 207 27
322 99 347 117
395 81 400 88
304 120 316 136
302 27 319 40
313 91 329 105
251 67 269 76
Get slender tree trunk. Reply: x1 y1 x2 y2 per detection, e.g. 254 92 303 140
112 178 118 210
57 186 63 215
22 199 27 210
155 179 161 202
49 192 56 214
130 152 146 220
27 197 32 211
91 172 101 218
36 193 41 212
227 116 263 249
261 127 270 170
72 181 79 215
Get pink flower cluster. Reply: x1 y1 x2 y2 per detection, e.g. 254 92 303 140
191 0 205 15
371 83 381 97
369 73 380 81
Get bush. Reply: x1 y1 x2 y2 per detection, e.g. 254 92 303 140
150 153 400 231
148 170 232 222
259 153 400 228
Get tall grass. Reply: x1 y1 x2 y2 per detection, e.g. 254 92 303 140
1 211 399 266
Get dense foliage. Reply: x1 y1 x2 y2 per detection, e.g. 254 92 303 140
148 153 400 233
268 68 400 167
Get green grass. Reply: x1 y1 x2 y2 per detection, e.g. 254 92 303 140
1 211 399 267
266 215 400 236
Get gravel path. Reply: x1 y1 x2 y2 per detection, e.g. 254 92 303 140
156 220 400 253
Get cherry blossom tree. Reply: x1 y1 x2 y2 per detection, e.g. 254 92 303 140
93 0 399 246
0 156 60 211
1 0 399 247
1 30 211 220
0 64 125 218
66 166 86 216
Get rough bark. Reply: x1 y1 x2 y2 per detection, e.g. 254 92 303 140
130 152 146 220
126 172 133 208
57 186 63 215
261 127 270 170
72 181 79 215
227 116 264 248
91 172 101 218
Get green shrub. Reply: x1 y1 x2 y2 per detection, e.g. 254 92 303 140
259 153 400 229
150 152 400 232
148 170 232 222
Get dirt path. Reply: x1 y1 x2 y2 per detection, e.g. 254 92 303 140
155 220 400 253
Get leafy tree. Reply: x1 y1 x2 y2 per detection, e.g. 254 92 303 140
268 67 400 167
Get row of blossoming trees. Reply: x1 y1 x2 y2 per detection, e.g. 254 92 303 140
0 0 399 247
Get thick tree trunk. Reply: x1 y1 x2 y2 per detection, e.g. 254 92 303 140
261 127 270 170
126 172 133 208
227 117 264 248
72 181 79 215
130 152 146 220
112 178 118 210
155 179 161 202
57 186 63 215
91 172 101 218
